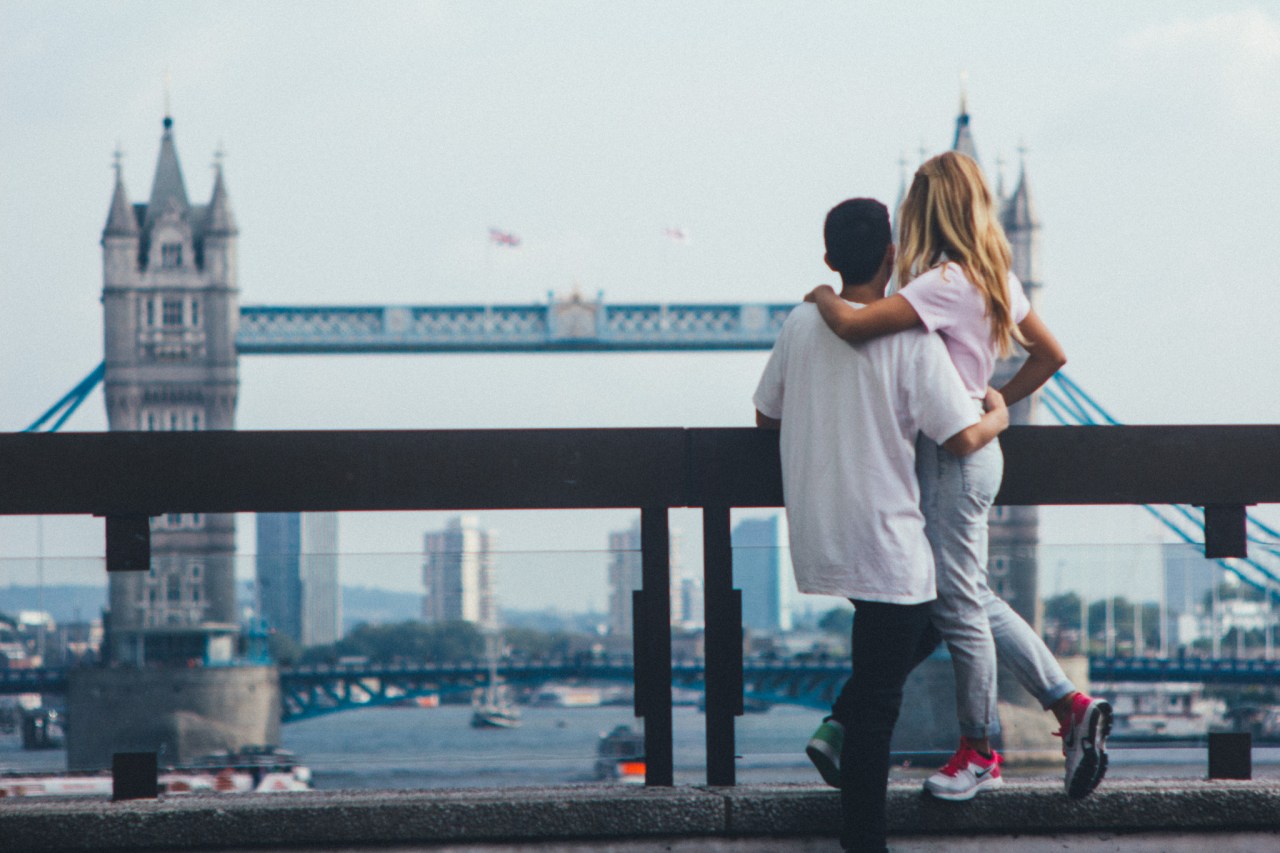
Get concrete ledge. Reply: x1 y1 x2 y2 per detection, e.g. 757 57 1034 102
2 779 1279 852
722 778 1280 836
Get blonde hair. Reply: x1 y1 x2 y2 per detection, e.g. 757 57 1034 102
896 151 1023 357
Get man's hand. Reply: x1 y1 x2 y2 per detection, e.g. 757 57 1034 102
803 284 837 304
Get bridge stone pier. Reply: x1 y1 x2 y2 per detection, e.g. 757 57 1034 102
65 666 279 769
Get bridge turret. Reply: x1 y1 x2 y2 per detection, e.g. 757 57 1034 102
1001 149 1042 309
198 158 241 417
100 112 240 662
946 102 1042 634
141 115 193 273
952 87 979 165
101 155 142 413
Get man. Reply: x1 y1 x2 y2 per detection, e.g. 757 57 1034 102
753 198 1008 853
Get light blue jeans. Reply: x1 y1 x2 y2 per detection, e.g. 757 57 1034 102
916 432 1076 740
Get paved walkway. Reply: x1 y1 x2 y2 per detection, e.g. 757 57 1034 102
3 778 1278 851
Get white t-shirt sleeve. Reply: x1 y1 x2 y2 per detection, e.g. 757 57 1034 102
752 324 788 420
908 334 980 445
1009 272 1031 325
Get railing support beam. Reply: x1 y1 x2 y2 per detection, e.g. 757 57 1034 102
104 515 151 572
637 507 674 786
702 505 742 786
1203 504 1248 559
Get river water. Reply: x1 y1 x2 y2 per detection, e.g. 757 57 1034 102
3 703 1278 788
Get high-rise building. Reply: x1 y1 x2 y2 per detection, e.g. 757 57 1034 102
1162 542 1218 650
606 520 688 636
732 515 792 634
423 516 496 629
606 525 640 637
256 512 341 648
101 114 240 665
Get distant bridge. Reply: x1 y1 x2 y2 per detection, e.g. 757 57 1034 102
235 300 793 354
6 656 1279 723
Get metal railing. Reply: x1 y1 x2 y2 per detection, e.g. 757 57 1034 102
2 425 1279 785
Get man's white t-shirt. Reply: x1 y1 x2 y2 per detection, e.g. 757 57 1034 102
752 302 978 604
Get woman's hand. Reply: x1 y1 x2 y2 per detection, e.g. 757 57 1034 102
983 386 1007 414
998 309 1067 406
804 284 837 304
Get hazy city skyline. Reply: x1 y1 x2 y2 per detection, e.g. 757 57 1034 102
3 2 1279 611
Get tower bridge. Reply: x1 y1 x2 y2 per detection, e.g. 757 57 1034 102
26 97 1272 769
79 97 1045 688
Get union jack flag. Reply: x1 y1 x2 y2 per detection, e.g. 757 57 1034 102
489 228 522 247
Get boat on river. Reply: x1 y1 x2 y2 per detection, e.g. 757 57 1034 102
595 724 645 784
470 631 521 729
470 683 521 728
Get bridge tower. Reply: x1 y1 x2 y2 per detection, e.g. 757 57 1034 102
101 113 240 664
945 96 1043 632
73 114 274 770
992 147 1044 631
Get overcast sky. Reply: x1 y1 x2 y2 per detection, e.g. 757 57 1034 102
3 2 1278 609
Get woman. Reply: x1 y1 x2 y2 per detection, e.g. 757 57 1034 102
805 151 1110 800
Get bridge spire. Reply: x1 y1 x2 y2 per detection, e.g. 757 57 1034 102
206 145 237 235
1001 141 1040 293
144 110 190 230
103 145 138 237
951 73 979 164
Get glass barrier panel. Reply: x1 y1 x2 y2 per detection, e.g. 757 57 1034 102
0 554 106 778
725 530 1280 784
4 509 1279 792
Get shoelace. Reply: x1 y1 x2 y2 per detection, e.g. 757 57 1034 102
1053 704 1088 744
937 747 972 777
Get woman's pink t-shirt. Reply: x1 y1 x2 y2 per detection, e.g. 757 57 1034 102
898 262 1031 398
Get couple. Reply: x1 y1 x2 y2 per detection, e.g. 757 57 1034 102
753 151 1112 853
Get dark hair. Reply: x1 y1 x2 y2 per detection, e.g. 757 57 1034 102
824 198 891 283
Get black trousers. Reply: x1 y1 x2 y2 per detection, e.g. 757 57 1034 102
833 599 937 853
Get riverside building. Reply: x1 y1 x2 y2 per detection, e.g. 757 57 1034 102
422 515 497 629
731 515 792 634
255 512 341 648
606 520 691 636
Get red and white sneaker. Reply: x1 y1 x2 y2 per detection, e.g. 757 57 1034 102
1058 692 1112 799
923 738 1004 801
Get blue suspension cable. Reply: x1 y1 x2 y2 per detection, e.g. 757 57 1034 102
1042 383 1098 426
23 362 105 433
1053 373 1122 426
1040 372 1279 600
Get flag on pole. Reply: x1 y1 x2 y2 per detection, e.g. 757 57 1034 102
662 226 690 245
489 228 522 247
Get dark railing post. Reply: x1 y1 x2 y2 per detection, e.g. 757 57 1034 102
638 506 673 786
702 505 742 786
1208 732 1252 779
112 751 158 800
105 514 151 572
1203 505 1248 559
